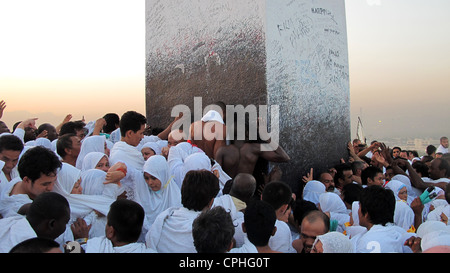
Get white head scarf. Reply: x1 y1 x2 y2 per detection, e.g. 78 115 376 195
416 221 448 238
76 135 107 169
421 230 450 252
139 155 181 225
385 180 407 201
394 200 414 231
140 142 162 156
54 163 114 219
319 192 348 214
313 232 353 253
181 152 212 182
391 174 418 199
81 152 108 172
302 181 326 206
56 162 82 194
81 169 108 195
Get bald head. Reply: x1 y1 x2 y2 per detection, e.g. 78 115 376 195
230 173 256 203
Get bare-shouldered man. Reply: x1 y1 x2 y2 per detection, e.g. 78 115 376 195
189 110 227 159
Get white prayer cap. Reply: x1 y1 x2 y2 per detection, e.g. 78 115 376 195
201 110 224 125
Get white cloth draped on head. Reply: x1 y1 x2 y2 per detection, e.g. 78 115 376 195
391 174 420 199
109 140 145 171
140 141 162 156
81 152 108 172
167 142 205 189
416 220 448 238
319 192 350 232
319 192 348 214
302 181 326 206
76 135 107 169
181 152 212 181
385 180 407 202
313 231 353 253
54 163 114 219
421 230 450 252
201 110 225 125
138 155 181 225
394 200 415 231
82 169 105 195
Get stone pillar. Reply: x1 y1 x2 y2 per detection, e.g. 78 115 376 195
146 0 350 194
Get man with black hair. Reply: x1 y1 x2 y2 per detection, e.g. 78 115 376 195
0 192 70 252
59 121 87 141
0 146 62 217
109 111 148 170
230 200 280 253
0 134 23 185
145 170 219 253
333 163 353 191
192 206 235 253
56 133 81 167
262 181 294 252
356 185 412 253
83 199 155 253
37 123 58 142
361 166 384 187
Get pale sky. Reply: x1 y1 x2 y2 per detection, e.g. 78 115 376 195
1 0 449 140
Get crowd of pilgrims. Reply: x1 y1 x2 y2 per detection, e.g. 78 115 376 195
0 100 449 253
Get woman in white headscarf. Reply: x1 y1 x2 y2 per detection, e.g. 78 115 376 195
124 155 181 233
75 135 109 170
53 163 117 245
311 232 353 253
80 169 123 238
140 141 162 161
385 179 410 203
81 152 110 172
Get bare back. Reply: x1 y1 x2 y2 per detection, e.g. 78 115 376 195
189 120 226 158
